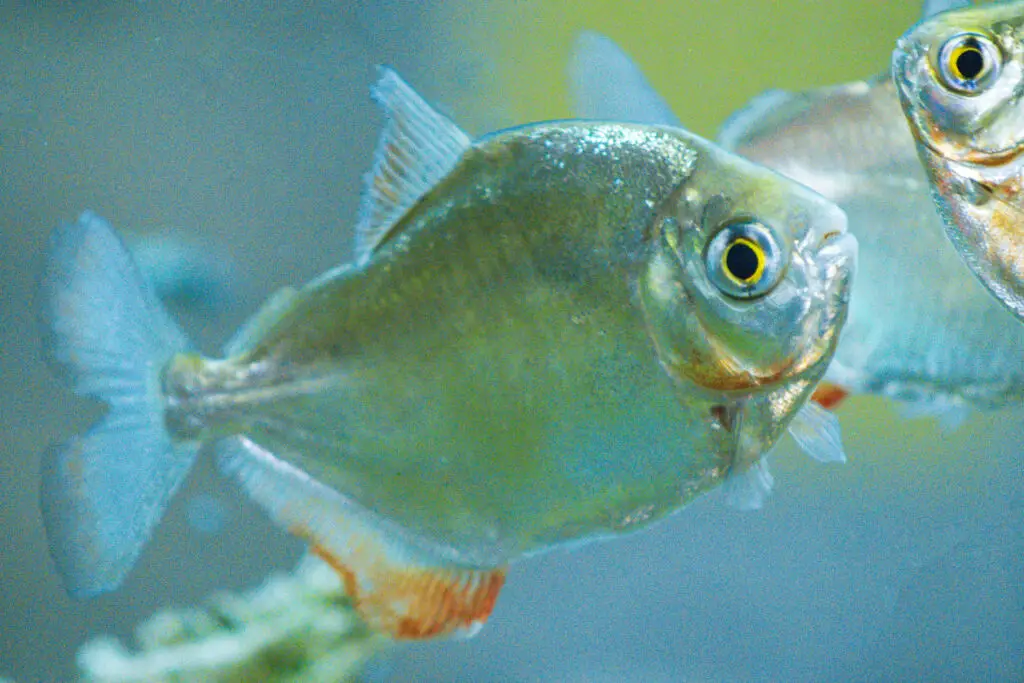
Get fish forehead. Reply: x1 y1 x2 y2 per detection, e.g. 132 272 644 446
731 79 1024 400
912 1 1024 38
466 122 811 222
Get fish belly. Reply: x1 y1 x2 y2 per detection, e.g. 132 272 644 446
214 282 726 565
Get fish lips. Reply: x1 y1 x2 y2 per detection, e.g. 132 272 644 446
801 229 857 375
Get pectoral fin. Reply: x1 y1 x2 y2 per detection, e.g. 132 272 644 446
788 400 847 464
217 437 506 639
722 458 774 511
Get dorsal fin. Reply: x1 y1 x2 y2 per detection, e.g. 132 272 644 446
921 0 971 20
354 68 472 261
568 31 680 126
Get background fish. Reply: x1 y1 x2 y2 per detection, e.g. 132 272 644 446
569 27 1024 425
893 0 1024 321
41 70 854 639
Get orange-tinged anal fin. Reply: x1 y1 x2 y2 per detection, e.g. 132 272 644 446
811 381 848 410
310 543 505 639
216 436 506 640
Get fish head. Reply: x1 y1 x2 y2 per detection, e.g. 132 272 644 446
639 141 857 404
893 3 1024 165
893 2 1024 318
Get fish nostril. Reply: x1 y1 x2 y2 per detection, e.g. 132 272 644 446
819 230 842 248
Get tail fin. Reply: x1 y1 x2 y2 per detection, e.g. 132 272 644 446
39 211 199 597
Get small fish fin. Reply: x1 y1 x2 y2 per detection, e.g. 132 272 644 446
788 401 847 464
223 285 299 357
40 211 200 597
718 89 813 151
567 31 680 126
895 398 971 433
722 458 774 511
217 437 506 639
810 381 849 410
354 67 472 261
922 0 972 19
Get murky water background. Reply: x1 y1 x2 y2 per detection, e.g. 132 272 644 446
1 1 1021 680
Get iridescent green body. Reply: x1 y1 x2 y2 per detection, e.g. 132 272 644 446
40 71 852 637
164 122 846 564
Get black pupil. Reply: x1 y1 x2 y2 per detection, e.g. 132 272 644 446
726 241 760 282
956 44 984 80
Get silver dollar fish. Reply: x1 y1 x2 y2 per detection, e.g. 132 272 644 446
40 70 855 639
569 24 1024 425
893 0 1024 321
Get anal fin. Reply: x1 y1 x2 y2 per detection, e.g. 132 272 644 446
217 436 506 639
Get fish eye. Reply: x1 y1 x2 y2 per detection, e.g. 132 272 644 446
937 32 1001 95
704 220 784 300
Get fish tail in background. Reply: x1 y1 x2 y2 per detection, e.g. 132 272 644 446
39 211 200 597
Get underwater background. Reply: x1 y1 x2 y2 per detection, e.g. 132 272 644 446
1 0 1022 680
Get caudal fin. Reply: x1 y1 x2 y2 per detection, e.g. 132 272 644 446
40 211 199 597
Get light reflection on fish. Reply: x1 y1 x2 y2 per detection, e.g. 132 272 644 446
39 70 854 639
568 26 1024 427
893 0 1024 321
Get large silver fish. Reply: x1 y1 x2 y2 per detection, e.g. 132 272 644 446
569 25 1024 425
40 70 854 639
893 0 1024 321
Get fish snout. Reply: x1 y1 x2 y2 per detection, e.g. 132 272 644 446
815 230 858 288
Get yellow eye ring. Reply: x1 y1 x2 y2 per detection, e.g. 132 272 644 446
949 43 984 82
704 219 783 300
937 32 1001 95
721 237 766 286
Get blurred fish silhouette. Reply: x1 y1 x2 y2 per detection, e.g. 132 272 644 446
127 232 238 313
40 69 854 639
568 16 1024 430
894 0 1024 322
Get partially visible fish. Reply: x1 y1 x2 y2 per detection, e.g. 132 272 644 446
40 69 854 639
569 30 1024 424
127 232 238 312
893 0 1024 321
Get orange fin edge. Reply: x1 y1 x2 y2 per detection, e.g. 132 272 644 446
216 435 508 641
811 381 849 410
310 541 507 640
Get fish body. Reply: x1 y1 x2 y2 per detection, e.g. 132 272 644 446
568 32 1024 419
893 0 1024 321
41 71 854 638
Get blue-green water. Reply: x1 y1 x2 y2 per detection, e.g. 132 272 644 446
1 1 1022 681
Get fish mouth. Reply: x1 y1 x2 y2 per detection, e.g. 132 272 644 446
815 231 857 271
814 231 857 315
804 230 857 377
